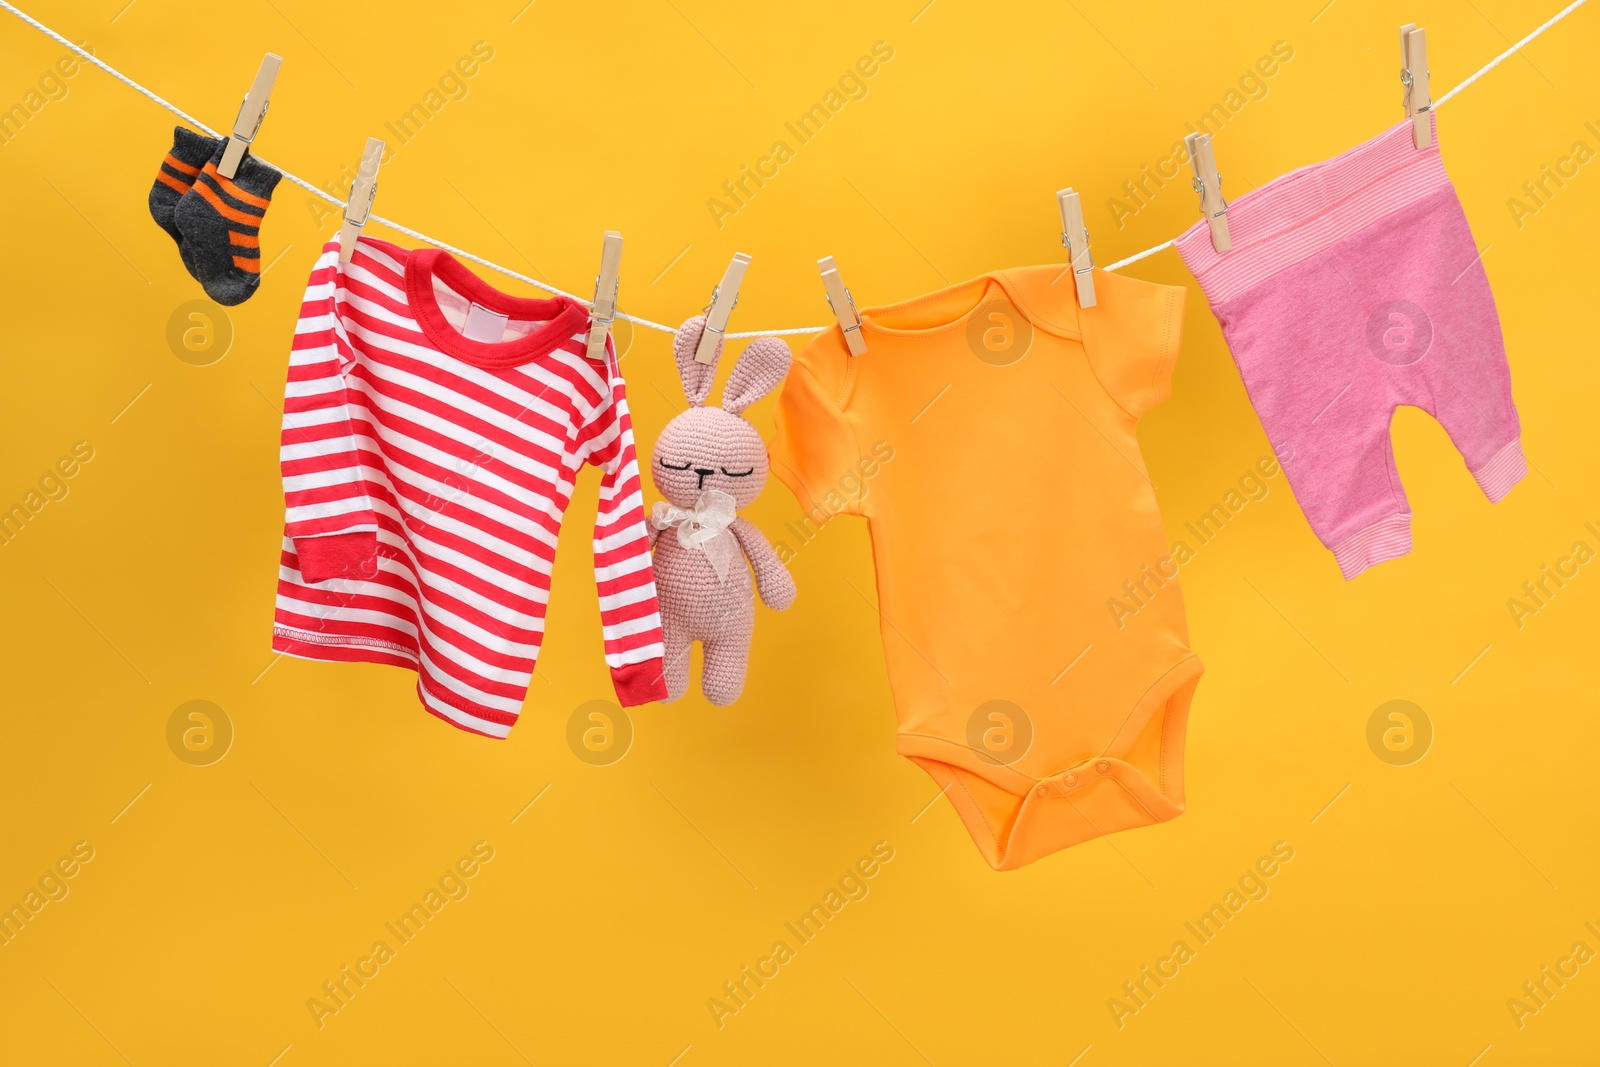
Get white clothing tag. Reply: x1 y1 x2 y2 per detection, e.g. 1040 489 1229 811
462 302 510 343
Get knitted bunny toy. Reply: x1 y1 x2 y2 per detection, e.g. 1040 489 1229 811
647 315 797 705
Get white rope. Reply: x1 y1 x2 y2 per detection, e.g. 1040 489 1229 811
1104 239 1175 273
0 0 1587 337
1432 0 1588 109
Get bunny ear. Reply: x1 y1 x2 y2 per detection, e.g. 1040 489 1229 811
722 336 792 416
672 315 720 406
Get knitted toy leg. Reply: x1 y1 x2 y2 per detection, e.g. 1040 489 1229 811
661 620 692 703
700 635 750 706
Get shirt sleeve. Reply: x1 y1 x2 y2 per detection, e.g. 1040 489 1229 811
281 242 380 583
575 344 667 706
1080 270 1187 420
769 341 863 523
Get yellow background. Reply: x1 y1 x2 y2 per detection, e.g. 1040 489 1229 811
2 0 1598 1062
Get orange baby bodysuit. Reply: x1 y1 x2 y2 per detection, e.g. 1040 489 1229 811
770 265 1201 870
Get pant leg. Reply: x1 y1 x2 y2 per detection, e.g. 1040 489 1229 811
1216 254 1413 579
1377 189 1527 501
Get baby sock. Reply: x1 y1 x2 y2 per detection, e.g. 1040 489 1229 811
173 139 282 306
148 126 222 248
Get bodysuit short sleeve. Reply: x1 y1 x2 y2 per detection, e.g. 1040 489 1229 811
769 340 860 521
1080 270 1187 420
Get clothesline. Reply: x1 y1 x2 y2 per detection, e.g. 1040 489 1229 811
0 0 1588 338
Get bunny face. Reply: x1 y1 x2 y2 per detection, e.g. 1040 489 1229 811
651 315 792 511
650 407 769 509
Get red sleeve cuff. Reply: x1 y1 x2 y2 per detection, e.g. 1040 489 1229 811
295 531 378 583
611 659 667 706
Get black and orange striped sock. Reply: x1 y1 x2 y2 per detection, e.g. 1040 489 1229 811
148 126 221 248
173 138 282 306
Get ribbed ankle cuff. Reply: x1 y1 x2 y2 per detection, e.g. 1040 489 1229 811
1473 439 1528 503
1332 515 1412 580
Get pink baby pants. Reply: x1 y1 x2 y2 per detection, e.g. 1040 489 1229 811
1176 115 1525 579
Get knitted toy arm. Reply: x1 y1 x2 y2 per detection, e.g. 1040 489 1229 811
731 517 796 610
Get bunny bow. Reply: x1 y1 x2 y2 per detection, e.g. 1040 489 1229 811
651 489 739 582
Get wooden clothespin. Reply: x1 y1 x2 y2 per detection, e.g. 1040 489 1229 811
1400 24 1432 149
1056 189 1096 309
585 231 624 361
818 256 867 356
338 138 384 264
218 53 282 179
1185 132 1231 253
695 252 751 364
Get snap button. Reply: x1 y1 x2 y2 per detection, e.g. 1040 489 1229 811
1035 784 1049 798
1096 760 1110 774
1064 772 1078 788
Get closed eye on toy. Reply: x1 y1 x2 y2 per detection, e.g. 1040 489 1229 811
721 468 754 477
659 459 692 471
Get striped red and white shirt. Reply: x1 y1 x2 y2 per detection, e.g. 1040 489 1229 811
273 237 666 737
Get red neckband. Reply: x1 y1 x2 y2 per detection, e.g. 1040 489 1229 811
404 248 589 369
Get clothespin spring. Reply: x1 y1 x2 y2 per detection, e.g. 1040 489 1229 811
591 274 619 348
231 95 268 150
346 178 376 228
1061 226 1094 272
592 276 619 325
825 288 863 340
1400 68 1431 114
1192 173 1227 220
701 286 738 339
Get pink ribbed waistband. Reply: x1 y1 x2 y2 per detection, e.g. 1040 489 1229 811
1175 114 1453 305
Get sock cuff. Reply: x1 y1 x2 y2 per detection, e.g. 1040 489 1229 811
215 140 283 199
170 126 221 167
